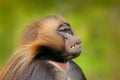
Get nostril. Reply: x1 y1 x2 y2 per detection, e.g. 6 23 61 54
73 36 82 44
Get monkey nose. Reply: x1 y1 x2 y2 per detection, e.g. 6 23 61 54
72 36 82 44
77 36 82 43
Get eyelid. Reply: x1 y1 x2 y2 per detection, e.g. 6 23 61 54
58 23 74 35
59 28 71 32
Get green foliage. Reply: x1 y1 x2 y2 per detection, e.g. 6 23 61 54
0 0 120 80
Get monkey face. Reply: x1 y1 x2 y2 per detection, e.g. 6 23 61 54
58 23 82 59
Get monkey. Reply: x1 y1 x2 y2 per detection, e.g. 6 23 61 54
0 16 86 80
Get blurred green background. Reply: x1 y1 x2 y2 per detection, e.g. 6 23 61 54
0 0 120 80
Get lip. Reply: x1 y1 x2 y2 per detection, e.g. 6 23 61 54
71 45 82 53
69 44 82 54
70 38 81 49
66 45 82 59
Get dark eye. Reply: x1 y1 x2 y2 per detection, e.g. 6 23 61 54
59 23 73 35
59 28 73 35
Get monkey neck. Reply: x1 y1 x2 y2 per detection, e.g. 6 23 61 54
55 62 67 70
35 46 68 63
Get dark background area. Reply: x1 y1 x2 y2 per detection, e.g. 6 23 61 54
0 0 120 80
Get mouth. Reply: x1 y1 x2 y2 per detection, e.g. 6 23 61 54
71 42 80 48
65 41 82 59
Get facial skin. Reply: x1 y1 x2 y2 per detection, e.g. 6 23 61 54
58 23 82 59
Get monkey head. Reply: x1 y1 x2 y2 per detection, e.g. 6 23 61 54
21 16 82 62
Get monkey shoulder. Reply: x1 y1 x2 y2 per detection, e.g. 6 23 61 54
67 60 86 80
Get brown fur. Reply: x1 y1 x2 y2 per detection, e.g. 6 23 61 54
0 16 67 80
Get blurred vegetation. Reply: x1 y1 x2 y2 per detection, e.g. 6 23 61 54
0 0 120 80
